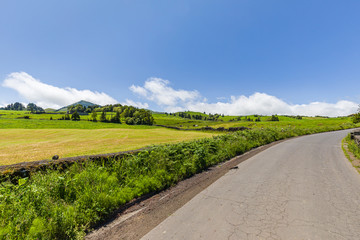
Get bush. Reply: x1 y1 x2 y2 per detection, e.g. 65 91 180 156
125 117 135 125
71 111 80 121
353 113 360 124
268 115 279 121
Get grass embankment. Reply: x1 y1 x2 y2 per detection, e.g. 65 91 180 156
0 129 216 165
347 136 360 159
343 134 360 171
1 124 359 240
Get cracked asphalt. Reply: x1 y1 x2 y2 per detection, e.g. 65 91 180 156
141 130 360 240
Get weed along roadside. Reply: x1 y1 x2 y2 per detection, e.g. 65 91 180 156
342 130 360 171
0 126 359 239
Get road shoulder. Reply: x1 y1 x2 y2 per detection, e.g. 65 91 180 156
85 139 285 240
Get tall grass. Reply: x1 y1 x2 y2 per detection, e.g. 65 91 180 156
0 125 358 239
345 134 360 159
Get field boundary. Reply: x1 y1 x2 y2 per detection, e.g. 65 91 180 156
0 148 145 180
154 124 249 132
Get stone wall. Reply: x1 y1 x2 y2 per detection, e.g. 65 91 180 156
0 149 144 182
350 131 360 146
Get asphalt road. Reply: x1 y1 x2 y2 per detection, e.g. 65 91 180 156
141 130 360 240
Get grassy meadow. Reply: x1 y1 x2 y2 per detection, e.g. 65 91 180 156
153 112 355 130
0 110 358 166
0 129 216 165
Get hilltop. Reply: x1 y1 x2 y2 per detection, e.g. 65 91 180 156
56 100 99 112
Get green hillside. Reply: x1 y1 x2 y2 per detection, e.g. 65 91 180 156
56 100 99 112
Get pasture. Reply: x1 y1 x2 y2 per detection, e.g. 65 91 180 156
0 128 215 165
0 110 357 165
0 108 359 239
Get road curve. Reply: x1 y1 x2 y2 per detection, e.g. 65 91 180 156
141 130 360 240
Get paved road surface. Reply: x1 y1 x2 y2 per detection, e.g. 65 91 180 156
141 130 360 240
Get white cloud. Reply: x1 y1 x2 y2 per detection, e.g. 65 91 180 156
129 85 148 97
130 77 200 107
122 99 149 109
130 78 359 117
3 73 358 116
185 94 358 117
185 93 292 116
2 72 118 109
290 100 358 117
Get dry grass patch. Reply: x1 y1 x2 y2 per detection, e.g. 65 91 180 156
0 128 216 165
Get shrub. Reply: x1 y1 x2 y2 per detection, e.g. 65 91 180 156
268 115 279 121
353 113 360 124
125 117 135 125
71 111 80 121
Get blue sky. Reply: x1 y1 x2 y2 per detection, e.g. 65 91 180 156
0 0 359 116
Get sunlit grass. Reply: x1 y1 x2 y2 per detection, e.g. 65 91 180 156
0 110 358 165
0 128 216 165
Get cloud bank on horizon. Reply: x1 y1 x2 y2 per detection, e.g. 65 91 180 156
130 77 359 117
2 72 118 109
2 72 358 117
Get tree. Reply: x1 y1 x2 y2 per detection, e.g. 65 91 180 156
100 109 107 122
111 111 121 123
71 111 80 121
26 103 45 113
68 104 85 114
91 110 97 122
4 102 25 110
353 105 360 124
268 115 279 121
125 117 135 125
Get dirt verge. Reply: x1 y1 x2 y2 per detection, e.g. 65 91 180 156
86 139 286 240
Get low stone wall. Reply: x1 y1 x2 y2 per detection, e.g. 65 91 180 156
0 149 144 182
155 125 249 132
350 131 360 146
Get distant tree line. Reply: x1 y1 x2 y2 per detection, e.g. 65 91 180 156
283 115 303 120
67 104 99 114
0 102 45 113
229 116 260 122
228 114 283 122
169 111 224 121
64 104 154 125
27 103 45 113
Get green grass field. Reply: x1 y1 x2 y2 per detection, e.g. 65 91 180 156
153 112 355 130
1 109 359 239
1 110 358 165
1 126 359 240
0 128 216 165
